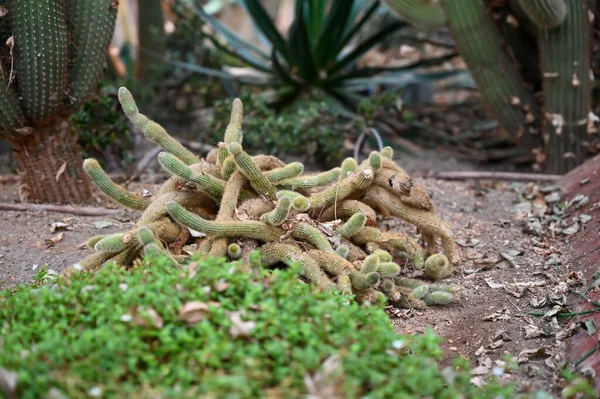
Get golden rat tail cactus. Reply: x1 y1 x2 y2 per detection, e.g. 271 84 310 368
0 0 117 204
68 88 462 310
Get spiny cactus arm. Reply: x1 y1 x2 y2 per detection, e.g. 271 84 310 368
118 87 198 165
424 253 453 280
360 254 380 273
158 152 254 201
423 291 456 306
440 0 542 151
218 171 247 221
227 243 242 260
539 0 591 173
337 212 367 239
369 151 382 172
349 270 380 292
228 142 278 200
308 250 356 276
143 242 182 267
309 168 375 211
351 227 425 269
223 98 243 144
377 262 401 278
208 238 228 257
83 159 151 210
63 249 124 276
138 191 215 225
363 186 459 264
13 0 68 121
64 0 118 110
110 244 142 267
259 243 335 289
355 288 387 305
260 196 292 226
263 162 304 182
373 249 393 263
393 276 460 294
388 286 426 309
276 168 342 190
95 219 180 252
401 184 432 211
86 235 105 249
337 275 353 296
518 0 567 28
320 200 377 222
336 245 349 259
0 77 26 137
95 233 128 252
291 223 334 252
166 201 282 241
276 190 311 212
220 157 237 180
381 278 395 295
341 157 358 177
411 285 429 299
382 0 447 27
217 143 228 167
381 146 393 159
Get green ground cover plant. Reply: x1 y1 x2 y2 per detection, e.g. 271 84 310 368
0 254 519 399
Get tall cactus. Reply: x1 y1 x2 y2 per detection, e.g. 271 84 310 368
437 0 594 173
0 0 117 204
381 0 447 27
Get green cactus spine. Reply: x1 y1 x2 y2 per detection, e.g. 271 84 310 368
64 0 118 109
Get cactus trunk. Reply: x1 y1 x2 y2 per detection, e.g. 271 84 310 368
9 118 92 204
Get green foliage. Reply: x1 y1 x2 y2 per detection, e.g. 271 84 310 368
205 95 352 167
174 0 458 111
71 82 133 167
1 256 519 398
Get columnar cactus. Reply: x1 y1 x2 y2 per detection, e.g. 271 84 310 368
0 0 117 203
436 0 594 173
66 88 463 310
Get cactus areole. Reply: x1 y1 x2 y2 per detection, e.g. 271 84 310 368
67 87 463 310
0 0 117 204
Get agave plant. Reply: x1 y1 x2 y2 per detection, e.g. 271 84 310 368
174 0 458 110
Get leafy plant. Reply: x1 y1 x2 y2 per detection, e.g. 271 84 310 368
205 94 354 167
0 255 521 398
174 0 458 110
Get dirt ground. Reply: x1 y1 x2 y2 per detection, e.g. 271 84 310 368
0 152 589 397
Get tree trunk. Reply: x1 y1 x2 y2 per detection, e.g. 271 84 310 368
9 117 93 204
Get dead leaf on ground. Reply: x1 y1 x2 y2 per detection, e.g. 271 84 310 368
483 308 511 321
0 368 17 399
93 220 113 229
55 162 67 182
44 232 64 248
50 222 72 232
133 307 163 329
229 311 256 338
517 347 551 363
178 301 219 326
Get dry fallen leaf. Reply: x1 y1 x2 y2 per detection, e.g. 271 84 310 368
229 311 256 338
44 232 64 248
178 302 218 326
517 347 551 363
55 162 67 182
133 307 163 329
50 222 72 232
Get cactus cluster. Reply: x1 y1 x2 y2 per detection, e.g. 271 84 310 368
66 87 462 309
0 0 118 204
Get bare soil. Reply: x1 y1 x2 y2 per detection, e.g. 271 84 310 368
0 153 588 397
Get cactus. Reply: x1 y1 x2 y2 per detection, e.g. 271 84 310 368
440 0 594 173
72 91 461 310
382 0 447 27
518 0 567 28
0 0 117 204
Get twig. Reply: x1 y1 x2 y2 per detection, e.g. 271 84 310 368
0 202 120 216
420 171 562 182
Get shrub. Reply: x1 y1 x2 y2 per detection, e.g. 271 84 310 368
0 254 518 398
